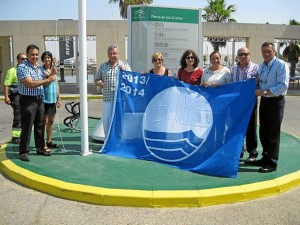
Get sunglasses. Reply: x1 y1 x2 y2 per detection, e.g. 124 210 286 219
19 58 27 60
238 53 250 57
186 56 194 60
153 58 162 62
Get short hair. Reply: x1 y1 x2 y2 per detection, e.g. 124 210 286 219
210 51 222 60
261 42 276 51
151 52 164 62
16 53 25 60
180 49 200 69
237 47 250 55
26 44 39 54
41 51 54 65
107 44 118 53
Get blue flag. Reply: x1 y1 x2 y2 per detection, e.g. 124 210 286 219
101 70 257 178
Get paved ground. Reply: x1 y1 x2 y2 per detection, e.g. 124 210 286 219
0 91 300 225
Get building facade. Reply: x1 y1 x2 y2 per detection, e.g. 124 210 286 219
0 20 299 92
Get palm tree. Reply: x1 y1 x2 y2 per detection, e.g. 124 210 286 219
202 0 237 51
109 0 153 19
277 42 287 59
283 43 300 77
202 0 237 23
224 55 228 66
203 55 207 66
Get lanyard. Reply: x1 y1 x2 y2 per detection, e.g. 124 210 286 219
260 60 275 83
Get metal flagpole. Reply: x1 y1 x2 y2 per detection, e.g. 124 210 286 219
78 0 91 156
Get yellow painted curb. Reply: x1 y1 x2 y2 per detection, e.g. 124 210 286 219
1 142 299 208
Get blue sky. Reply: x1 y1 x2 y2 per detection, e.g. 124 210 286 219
0 0 299 24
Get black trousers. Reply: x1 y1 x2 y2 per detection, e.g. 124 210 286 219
9 94 21 129
246 101 257 154
19 95 45 155
259 96 285 161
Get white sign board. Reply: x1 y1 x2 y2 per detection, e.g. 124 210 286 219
128 5 202 74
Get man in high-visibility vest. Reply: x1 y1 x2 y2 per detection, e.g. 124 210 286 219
4 53 27 144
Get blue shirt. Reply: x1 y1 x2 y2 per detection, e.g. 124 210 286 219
17 61 45 96
257 57 289 96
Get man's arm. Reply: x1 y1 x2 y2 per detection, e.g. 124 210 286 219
21 75 57 88
4 85 10 105
3 67 14 104
95 65 104 87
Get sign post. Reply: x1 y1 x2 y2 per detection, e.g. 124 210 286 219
128 5 202 74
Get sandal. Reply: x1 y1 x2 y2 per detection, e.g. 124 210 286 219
46 141 59 148
36 146 51 156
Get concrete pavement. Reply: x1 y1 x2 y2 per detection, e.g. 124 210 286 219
0 94 299 225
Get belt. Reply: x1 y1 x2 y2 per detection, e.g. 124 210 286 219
21 94 44 99
261 95 284 99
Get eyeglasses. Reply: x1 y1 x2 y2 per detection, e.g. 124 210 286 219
238 53 250 57
19 58 27 60
153 58 162 62
186 56 194 60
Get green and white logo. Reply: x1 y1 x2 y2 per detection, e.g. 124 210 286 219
132 7 199 24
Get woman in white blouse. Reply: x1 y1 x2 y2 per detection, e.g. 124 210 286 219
201 51 232 87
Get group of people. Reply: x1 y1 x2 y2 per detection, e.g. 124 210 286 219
95 42 289 173
4 42 289 174
4 44 61 162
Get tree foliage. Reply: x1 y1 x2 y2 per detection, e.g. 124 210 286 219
202 0 237 51
109 0 153 19
202 0 237 23
283 43 300 77
289 19 300 25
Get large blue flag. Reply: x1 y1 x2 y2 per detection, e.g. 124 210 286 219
100 70 257 178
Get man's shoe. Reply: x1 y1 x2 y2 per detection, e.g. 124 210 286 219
12 137 20 144
19 153 30 162
258 163 277 173
46 141 59 148
244 152 258 164
245 157 265 166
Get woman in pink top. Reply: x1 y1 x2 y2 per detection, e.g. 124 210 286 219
177 49 203 85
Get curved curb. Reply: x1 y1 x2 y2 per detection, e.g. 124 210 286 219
1 143 300 208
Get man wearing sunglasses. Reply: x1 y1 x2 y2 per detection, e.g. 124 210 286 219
3 53 27 144
231 48 259 163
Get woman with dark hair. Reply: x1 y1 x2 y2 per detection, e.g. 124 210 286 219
41 51 61 148
201 51 232 87
177 49 203 85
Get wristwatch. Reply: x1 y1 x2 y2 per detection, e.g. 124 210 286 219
263 90 268 95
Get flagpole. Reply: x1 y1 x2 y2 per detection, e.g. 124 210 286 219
78 0 91 156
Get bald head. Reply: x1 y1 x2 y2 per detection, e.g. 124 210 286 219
237 47 251 67
237 47 250 55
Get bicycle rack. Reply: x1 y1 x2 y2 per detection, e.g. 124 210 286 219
63 101 81 132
